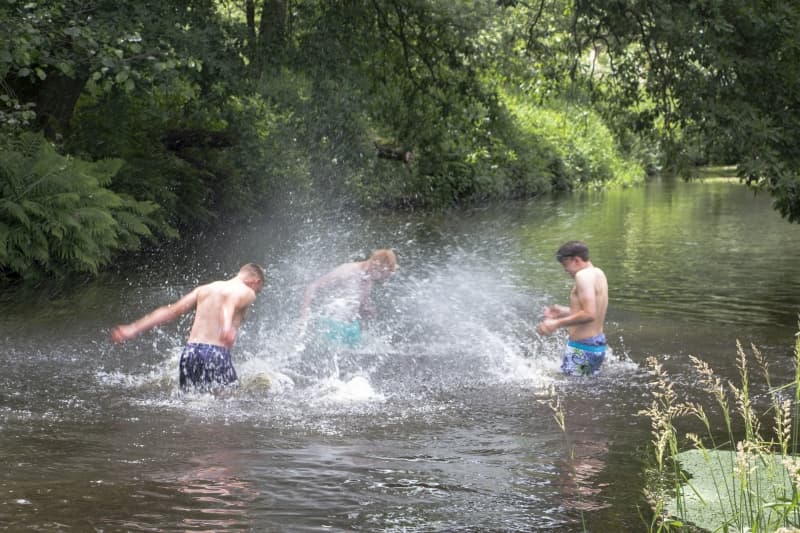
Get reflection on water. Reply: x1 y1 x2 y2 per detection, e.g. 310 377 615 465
167 451 257 532
1 178 799 530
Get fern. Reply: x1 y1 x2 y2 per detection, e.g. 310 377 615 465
0 132 160 280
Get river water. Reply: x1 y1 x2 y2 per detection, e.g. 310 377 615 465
1 177 799 532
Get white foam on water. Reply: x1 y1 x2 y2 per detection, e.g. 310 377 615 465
312 374 385 405
601 344 641 374
236 355 295 395
96 343 180 392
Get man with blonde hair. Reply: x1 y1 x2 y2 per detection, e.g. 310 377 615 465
111 263 266 391
301 249 397 346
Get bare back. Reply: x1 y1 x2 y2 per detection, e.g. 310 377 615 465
188 279 256 348
567 265 608 340
304 261 372 321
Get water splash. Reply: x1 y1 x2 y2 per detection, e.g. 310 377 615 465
92 207 644 424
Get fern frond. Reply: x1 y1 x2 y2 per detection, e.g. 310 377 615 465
0 132 160 279
0 199 31 228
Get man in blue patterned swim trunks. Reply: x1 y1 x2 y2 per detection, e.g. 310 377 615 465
536 241 609 376
111 263 266 392
178 343 239 389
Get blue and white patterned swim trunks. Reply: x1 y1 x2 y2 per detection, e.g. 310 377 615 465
561 334 607 376
179 343 238 390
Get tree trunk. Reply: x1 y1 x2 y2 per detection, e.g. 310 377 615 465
375 142 415 164
8 69 88 140
257 0 288 69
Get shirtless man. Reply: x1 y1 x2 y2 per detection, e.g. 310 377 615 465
111 263 265 390
536 241 608 376
301 249 397 346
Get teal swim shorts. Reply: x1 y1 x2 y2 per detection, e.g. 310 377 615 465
317 318 362 347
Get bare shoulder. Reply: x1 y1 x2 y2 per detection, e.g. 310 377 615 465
322 261 363 282
231 278 257 304
575 266 607 289
587 266 608 293
196 279 225 296
577 265 605 277
334 261 362 275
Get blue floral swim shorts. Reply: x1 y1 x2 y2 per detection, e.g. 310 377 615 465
561 334 607 377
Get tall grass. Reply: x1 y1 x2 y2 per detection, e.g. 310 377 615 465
642 328 800 532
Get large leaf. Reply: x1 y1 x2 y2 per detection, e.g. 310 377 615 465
665 448 799 532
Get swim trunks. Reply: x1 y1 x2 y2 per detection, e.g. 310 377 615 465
179 343 238 390
561 334 607 377
317 318 362 347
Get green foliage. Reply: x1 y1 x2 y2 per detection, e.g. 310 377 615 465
664 449 799 532
209 85 312 218
505 92 645 190
0 0 701 281
0 0 219 141
0 133 159 280
576 0 800 221
288 0 645 209
66 82 197 232
67 68 293 231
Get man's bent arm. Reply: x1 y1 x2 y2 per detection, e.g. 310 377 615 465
301 265 352 317
544 304 570 319
555 274 598 329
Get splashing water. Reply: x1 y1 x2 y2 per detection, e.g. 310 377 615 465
94 216 594 423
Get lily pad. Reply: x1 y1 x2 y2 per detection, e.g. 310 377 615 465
664 448 800 532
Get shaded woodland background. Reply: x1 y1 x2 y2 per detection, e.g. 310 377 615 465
2 0 798 281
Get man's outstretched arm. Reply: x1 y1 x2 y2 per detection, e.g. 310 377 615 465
111 289 199 342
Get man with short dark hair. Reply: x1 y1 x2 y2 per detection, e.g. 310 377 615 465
536 241 608 376
111 263 266 391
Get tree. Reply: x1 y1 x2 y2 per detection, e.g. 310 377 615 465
575 0 800 222
1 0 206 139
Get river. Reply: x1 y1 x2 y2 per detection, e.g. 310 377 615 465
1 177 799 531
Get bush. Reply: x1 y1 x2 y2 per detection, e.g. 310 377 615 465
503 91 645 190
0 133 159 280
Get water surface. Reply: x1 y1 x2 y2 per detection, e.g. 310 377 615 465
2 177 799 531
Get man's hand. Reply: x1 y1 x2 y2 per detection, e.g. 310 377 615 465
536 318 559 336
221 327 237 347
111 324 136 343
543 305 568 319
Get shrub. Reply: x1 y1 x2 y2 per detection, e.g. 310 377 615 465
503 92 645 190
0 133 159 280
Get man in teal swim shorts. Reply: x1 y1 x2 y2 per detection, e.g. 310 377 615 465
301 249 397 347
536 241 609 376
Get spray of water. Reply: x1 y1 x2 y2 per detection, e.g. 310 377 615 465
97 206 637 424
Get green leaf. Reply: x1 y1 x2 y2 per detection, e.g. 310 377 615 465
663 449 799 531
0 200 31 227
